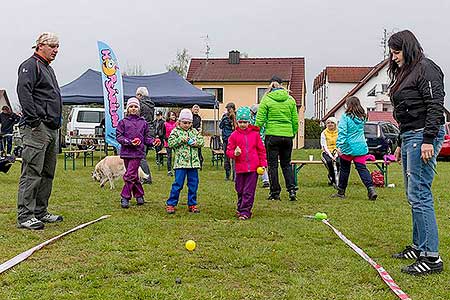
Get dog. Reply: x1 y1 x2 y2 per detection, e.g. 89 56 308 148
92 156 149 189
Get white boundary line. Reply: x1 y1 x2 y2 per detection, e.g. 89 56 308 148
0 215 110 274
322 219 411 300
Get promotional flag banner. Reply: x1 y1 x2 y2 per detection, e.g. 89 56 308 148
97 41 124 150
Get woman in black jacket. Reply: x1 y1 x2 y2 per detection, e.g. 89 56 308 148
388 30 445 275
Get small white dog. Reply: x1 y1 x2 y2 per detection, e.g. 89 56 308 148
92 156 149 189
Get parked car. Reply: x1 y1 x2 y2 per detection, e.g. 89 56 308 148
364 121 399 158
65 107 105 146
438 122 450 159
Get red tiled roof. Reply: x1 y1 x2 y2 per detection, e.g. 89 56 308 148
322 59 389 121
187 57 305 106
367 111 398 125
313 66 372 92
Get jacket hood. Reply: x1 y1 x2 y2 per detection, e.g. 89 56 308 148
267 89 290 102
347 114 365 125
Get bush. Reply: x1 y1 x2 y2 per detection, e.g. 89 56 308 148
304 118 322 139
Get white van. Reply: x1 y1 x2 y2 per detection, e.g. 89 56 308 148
65 107 105 145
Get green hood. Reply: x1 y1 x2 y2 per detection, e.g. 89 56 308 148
267 89 290 102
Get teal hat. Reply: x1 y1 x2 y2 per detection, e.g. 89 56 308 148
236 106 251 122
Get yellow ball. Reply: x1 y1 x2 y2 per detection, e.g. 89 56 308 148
257 167 265 175
185 240 196 251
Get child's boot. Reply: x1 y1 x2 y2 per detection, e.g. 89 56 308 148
331 188 346 199
121 198 130 208
136 197 145 205
367 186 378 200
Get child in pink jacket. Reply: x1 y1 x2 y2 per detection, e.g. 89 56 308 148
226 106 267 220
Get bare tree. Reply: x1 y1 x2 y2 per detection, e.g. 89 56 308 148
166 48 191 78
123 63 146 76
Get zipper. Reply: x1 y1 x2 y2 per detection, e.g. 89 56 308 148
429 81 433 98
245 133 250 172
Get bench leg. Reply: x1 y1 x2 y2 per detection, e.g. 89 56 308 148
374 163 388 187
291 164 305 189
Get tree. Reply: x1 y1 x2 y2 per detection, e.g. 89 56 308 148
123 64 146 76
304 118 322 139
166 48 191 78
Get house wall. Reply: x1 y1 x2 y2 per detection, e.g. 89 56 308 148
192 82 305 149
313 81 356 120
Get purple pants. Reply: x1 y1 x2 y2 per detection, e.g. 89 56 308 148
235 172 258 217
121 158 144 199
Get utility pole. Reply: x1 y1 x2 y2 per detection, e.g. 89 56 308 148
201 34 211 62
381 28 389 60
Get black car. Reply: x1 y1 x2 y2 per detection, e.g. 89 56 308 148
364 121 399 158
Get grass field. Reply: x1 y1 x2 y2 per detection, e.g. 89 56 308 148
1 149 449 300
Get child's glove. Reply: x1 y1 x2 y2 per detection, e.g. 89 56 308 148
188 138 196 146
154 138 161 146
234 146 241 156
131 137 141 146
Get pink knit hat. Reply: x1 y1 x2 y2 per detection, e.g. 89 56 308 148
178 108 193 122
126 97 140 109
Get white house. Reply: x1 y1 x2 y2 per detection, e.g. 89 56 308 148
313 66 372 120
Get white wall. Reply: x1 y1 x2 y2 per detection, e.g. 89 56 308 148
327 82 357 111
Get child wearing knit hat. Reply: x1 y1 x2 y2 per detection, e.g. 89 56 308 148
165 108 204 214
116 97 160 208
226 106 267 220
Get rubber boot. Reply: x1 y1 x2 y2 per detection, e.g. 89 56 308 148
367 186 378 200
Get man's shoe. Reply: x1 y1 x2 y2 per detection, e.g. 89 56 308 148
38 213 63 223
392 245 420 260
367 186 378 200
17 218 45 230
121 198 130 209
267 194 281 201
288 190 297 201
401 256 443 275
136 197 145 206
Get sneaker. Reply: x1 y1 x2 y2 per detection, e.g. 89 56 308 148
262 182 270 189
166 205 176 214
267 194 281 201
17 217 44 230
367 186 378 200
136 197 145 206
188 205 200 213
38 213 63 223
331 188 346 199
401 256 443 275
392 245 420 260
238 214 250 220
168 171 173 177
142 179 152 185
288 190 297 201
121 198 130 209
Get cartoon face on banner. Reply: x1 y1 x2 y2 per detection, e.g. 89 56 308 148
102 58 117 76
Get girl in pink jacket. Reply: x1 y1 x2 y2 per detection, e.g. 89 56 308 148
226 106 267 220
164 111 177 176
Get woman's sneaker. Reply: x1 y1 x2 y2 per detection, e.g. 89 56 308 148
38 213 63 223
392 245 420 259
17 217 45 230
401 256 443 275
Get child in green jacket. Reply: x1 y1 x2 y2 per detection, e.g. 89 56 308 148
166 109 204 214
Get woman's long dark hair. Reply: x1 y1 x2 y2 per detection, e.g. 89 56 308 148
345 96 366 120
387 30 424 95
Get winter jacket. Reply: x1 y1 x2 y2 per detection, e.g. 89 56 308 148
255 88 298 137
168 126 204 169
0 112 20 134
391 57 445 144
219 113 234 143
336 114 368 157
17 53 62 129
164 120 177 147
192 113 202 131
139 96 156 136
116 115 154 159
226 125 267 174
155 118 165 139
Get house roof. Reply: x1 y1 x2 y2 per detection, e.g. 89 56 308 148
186 57 305 106
313 66 373 92
322 59 389 121
367 111 398 125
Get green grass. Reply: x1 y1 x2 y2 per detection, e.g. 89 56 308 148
1 149 450 299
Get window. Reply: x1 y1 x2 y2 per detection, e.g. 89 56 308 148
257 88 267 103
367 86 376 97
77 111 104 123
364 124 378 136
202 88 223 103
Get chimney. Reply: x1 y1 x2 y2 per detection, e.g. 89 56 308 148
228 50 240 64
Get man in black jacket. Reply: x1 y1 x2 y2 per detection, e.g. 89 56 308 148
0 105 20 155
16 32 63 230
136 87 154 184
154 111 165 166
192 104 203 169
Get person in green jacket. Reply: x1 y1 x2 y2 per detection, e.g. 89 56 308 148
255 76 299 201
165 109 204 214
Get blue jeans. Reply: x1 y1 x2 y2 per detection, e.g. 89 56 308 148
401 126 444 257
167 168 199 206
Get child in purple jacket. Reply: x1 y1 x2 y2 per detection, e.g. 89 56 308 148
116 97 160 208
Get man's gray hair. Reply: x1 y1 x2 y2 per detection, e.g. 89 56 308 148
136 87 149 97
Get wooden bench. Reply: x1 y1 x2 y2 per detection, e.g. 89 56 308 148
291 159 389 188
63 150 95 170
211 149 225 169
157 148 167 170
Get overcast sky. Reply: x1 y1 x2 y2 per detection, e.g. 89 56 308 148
1 0 449 116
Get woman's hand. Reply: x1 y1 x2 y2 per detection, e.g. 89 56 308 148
394 146 401 164
421 143 434 162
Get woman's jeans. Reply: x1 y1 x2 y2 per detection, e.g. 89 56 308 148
337 156 373 191
401 126 444 257
265 135 296 196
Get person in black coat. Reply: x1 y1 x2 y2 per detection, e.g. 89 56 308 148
0 106 20 155
192 104 203 169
